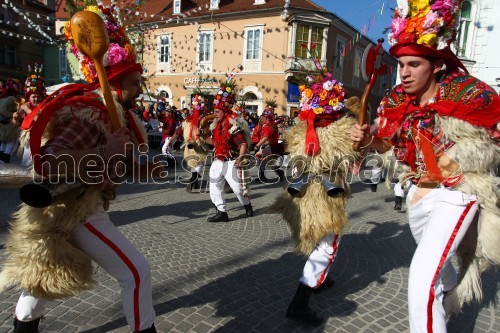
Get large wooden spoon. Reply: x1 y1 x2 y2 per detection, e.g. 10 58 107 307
70 10 121 130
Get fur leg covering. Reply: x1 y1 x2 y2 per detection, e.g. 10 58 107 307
271 181 349 255
445 174 500 314
271 117 360 255
0 189 101 300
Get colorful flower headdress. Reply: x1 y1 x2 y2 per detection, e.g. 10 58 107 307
24 63 46 98
234 100 247 115
298 69 346 117
213 65 243 112
63 1 138 82
263 98 277 115
214 79 237 112
293 44 347 156
389 0 463 50
191 92 207 114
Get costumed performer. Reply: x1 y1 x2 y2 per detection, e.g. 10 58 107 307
0 78 23 163
0 4 163 333
182 92 211 192
272 59 362 326
351 0 500 331
204 76 253 222
18 64 46 168
254 99 285 183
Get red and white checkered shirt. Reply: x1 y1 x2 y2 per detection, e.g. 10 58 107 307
41 116 127 189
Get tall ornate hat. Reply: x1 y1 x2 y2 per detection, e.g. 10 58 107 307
213 79 237 113
262 98 277 118
24 63 46 99
191 93 207 115
234 100 246 115
63 1 142 83
388 0 466 71
295 45 347 155
213 65 243 113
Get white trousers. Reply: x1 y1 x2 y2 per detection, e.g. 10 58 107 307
191 164 203 174
209 159 250 212
15 205 155 332
406 185 478 333
161 136 174 158
21 145 32 167
394 181 405 197
300 234 341 288
370 165 384 183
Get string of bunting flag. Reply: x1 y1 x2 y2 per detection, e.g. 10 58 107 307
3 0 56 44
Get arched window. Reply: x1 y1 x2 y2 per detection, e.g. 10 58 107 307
458 1 473 58
159 90 169 99
243 92 257 100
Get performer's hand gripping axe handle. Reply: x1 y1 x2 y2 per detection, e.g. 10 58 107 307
353 38 387 152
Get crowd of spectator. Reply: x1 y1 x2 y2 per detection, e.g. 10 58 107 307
131 99 297 151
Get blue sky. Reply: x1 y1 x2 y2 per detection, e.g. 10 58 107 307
314 0 394 49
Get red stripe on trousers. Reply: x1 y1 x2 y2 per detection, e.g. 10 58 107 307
315 234 339 288
426 201 476 333
84 222 142 332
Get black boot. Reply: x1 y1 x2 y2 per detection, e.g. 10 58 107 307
13 317 41 333
244 203 253 217
135 323 157 333
394 196 403 211
186 172 200 193
369 182 378 192
286 283 324 326
313 276 335 294
208 210 229 222
275 168 285 182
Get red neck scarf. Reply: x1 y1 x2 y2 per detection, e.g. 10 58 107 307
378 70 500 139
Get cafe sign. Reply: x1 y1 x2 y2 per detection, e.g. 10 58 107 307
183 77 218 85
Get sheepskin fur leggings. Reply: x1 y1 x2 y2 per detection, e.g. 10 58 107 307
15 206 155 332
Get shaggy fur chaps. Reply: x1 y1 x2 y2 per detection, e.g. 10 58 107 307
271 115 361 255
0 91 146 300
436 117 500 314
182 120 209 170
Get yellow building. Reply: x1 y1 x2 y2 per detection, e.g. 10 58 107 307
138 0 397 118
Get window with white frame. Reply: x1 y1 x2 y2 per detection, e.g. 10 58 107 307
245 27 262 60
173 0 181 14
59 48 67 78
210 0 219 9
353 47 362 86
158 35 171 64
294 24 324 59
198 32 213 63
457 0 474 58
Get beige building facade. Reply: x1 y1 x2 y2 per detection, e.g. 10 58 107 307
139 0 397 119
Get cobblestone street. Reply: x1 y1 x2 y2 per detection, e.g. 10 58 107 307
0 155 498 333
